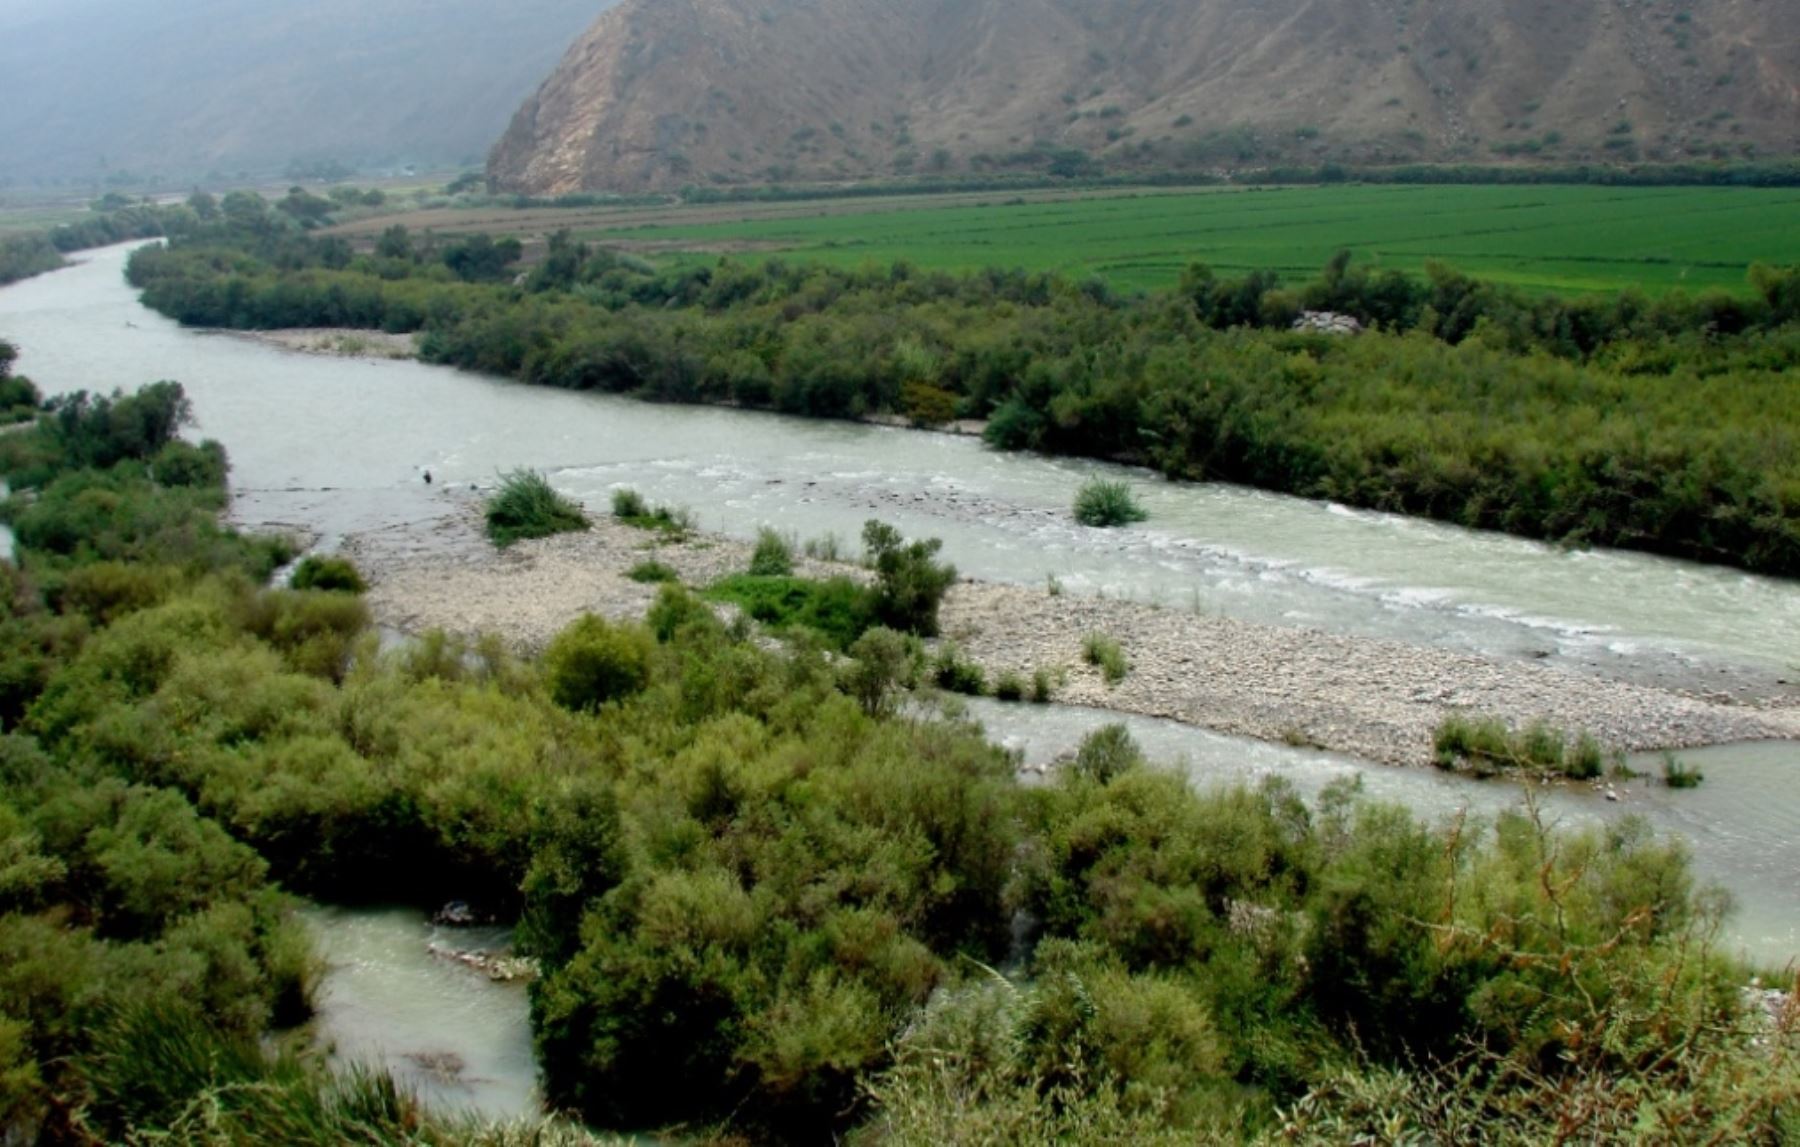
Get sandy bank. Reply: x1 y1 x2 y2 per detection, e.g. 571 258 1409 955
346 502 1800 768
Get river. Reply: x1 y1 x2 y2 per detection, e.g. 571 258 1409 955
0 246 1794 1115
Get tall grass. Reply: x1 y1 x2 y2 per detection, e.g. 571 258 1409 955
485 469 589 547
1433 715 1607 779
1074 479 1149 528
1082 632 1130 685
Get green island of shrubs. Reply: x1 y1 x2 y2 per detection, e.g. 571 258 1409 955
0 351 1791 1141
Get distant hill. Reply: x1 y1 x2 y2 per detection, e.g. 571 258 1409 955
0 0 614 184
490 0 1800 195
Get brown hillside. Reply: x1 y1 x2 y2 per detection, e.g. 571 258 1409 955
489 0 1800 195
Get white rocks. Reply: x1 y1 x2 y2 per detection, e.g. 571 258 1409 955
1291 311 1365 336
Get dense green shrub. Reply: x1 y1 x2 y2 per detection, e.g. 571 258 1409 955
707 573 875 650
484 469 589 548
1074 478 1149 527
863 520 957 637
626 559 678 584
288 555 365 593
749 527 796 576
541 614 654 712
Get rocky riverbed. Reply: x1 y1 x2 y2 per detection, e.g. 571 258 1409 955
344 499 1800 768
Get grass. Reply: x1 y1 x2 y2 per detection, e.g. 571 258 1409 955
569 184 1800 296
1082 633 1130 686
484 469 589 548
1662 751 1706 789
1433 715 1608 780
1074 479 1149 528
611 487 695 536
706 574 873 650
627 559 679 584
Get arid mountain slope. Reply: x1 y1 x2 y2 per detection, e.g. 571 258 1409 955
490 0 1799 194
0 0 616 183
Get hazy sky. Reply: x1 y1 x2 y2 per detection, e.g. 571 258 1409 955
0 0 614 183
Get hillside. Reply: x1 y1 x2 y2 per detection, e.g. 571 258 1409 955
489 0 1800 195
0 0 614 184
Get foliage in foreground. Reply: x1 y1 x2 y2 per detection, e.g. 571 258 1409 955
486 470 590 548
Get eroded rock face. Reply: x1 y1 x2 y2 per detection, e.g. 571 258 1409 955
488 0 1800 195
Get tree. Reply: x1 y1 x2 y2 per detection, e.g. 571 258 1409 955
862 520 957 637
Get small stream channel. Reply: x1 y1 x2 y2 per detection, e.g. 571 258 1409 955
304 906 541 1120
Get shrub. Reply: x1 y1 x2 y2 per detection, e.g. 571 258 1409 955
932 644 987 696
993 670 1026 702
749 527 795 577
612 487 695 535
1071 723 1143 783
1083 633 1130 685
1074 479 1148 528
1030 668 1056 703
627 560 679 584
863 520 957 637
1433 715 1606 779
1662 752 1705 789
289 555 365 594
541 614 654 712
485 469 589 547
845 627 915 716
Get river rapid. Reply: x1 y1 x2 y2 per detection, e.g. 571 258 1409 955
0 247 1795 1118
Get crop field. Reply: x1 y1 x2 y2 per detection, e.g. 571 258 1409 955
568 183 1800 296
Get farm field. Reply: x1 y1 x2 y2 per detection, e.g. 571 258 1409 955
557 183 1800 296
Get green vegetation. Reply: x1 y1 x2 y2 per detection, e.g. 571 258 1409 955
1433 714 1608 779
125 215 1800 577
289 555 366 593
1663 751 1707 789
626 559 679 584
0 349 1791 1142
484 469 590 548
1082 632 1131 686
576 184 1800 296
610 488 694 536
1074 478 1149 528
707 573 873 650
748 526 796 576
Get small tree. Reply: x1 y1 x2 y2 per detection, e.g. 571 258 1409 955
862 520 957 637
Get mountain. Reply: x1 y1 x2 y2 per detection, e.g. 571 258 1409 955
489 0 1800 195
0 0 615 184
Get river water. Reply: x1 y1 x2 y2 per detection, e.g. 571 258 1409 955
304 906 540 1119
0 248 1794 1110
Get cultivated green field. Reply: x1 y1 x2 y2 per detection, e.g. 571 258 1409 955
581 184 1800 295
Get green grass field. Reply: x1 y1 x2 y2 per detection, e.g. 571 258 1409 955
580 184 1800 296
